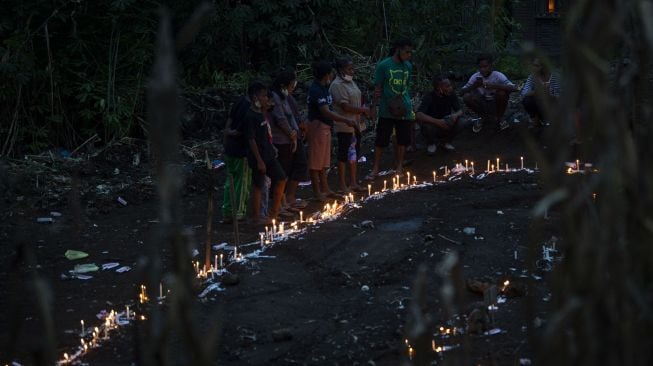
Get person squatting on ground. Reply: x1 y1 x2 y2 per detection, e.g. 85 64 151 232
521 57 561 128
460 54 518 132
269 68 310 218
329 56 372 193
416 74 471 155
306 61 357 202
366 38 415 180
221 94 252 223
241 81 287 224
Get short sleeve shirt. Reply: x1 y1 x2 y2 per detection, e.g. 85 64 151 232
374 57 414 120
307 81 333 126
241 108 275 163
329 76 364 133
417 92 461 119
463 70 514 95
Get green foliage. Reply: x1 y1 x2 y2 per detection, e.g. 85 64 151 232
0 0 524 155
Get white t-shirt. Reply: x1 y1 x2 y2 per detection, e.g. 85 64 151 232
463 70 514 95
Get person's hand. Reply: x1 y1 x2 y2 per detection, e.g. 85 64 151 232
474 77 484 88
257 160 266 174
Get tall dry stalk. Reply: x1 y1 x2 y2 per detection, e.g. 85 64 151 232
139 4 219 366
533 1 653 365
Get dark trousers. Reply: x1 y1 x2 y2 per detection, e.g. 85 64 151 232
421 116 471 145
522 95 542 119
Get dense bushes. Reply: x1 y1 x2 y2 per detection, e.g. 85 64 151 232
0 0 520 155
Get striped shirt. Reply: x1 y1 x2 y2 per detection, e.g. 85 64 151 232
521 72 561 98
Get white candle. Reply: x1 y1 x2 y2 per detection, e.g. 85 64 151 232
576 159 580 171
81 320 85 336
300 211 303 223
219 254 223 268
407 172 410 186
413 176 417 185
384 180 387 191
432 171 436 182
280 222 284 235
214 254 218 270
520 156 524 170
233 247 238 261
506 163 509 171
496 158 500 171
491 164 494 172
465 159 468 170
126 305 130 319
368 184 371 196
487 160 490 171
471 162 475 174
159 283 163 298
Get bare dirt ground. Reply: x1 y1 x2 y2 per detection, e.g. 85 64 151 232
1 120 574 365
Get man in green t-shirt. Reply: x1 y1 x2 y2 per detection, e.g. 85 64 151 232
366 38 415 180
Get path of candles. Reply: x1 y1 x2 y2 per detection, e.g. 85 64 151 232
54 156 590 365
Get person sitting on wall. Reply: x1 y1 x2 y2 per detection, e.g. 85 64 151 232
460 54 518 133
416 74 471 155
521 57 561 128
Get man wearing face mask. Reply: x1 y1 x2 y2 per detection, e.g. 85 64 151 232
416 74 469 155
330 56 371 193
366 38 415 181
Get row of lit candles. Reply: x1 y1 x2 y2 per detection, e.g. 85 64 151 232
62 307 141 365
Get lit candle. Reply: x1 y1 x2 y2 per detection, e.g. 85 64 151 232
219 253 223 268
233 246 237 261
496 157 500 171
432 170 436 182
432 339 436 351
64 353 69 363
408 346 414 360
104 318 110 338
491 164 494 172
487 160 490 171
159 282 163 299
506 163 509 171
413 176 417 185
465 159 469 170
383 180 387 191
521 156 524 170
126 305 130 319
368 184 371 196
81 320 85 336
576 159 580 171
407 172 411 186
300 211 303 223
349 193 353 202
280 222 284 235
471 161 475 173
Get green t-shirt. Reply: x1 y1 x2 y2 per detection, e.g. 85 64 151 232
374 57 414 120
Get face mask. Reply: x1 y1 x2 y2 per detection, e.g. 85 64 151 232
281 88 289 97
343 75 353 82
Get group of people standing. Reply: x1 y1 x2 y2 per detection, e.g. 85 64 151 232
221 37 561 225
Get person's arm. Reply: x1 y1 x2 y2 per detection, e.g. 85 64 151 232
318 105 357 131
416 111 449 129
521 75 535 97
270 94 297 150
485 72 519 93
248 138 266 174
460 73 483 95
